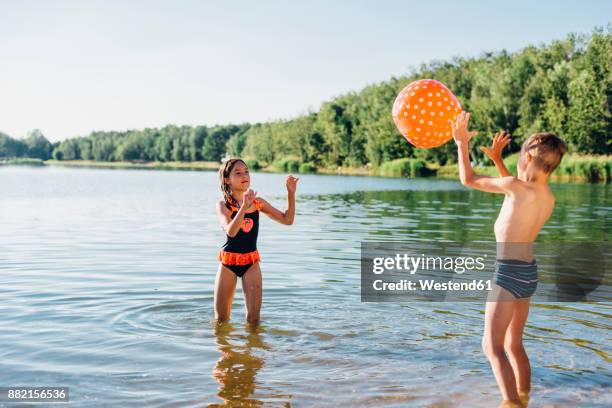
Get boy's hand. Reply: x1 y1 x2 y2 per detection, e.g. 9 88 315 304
452 111 478 146
242 189 257 208
286 175 299 194
480 131 511 163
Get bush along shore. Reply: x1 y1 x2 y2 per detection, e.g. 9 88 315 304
0 158 46 166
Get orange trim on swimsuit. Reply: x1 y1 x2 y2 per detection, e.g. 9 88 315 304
229 199 261 212
218 249 260 265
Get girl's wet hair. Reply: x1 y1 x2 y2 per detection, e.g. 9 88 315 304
219 158 248 209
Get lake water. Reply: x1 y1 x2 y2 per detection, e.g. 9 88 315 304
1 165 610 407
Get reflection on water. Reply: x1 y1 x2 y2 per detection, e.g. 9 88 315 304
0 166 610 407
210 322 298 407
210 323 264 406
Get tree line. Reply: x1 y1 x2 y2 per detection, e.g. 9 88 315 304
1 27 610 167
0 129 53 160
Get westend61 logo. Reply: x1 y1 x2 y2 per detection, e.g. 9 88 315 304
372 254 487 275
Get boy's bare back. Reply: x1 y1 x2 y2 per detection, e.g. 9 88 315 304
494 178 555 242
494 178 555 261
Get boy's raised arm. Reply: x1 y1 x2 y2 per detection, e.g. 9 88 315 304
481 131 512 177
452 112 516 194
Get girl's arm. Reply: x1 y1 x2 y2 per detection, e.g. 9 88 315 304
259 175 298 225
216 190 257 237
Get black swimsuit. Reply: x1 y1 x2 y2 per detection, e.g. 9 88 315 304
218 200 261 278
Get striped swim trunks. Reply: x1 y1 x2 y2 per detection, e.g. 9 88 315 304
493 259 538 299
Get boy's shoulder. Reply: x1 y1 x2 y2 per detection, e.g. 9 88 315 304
497 176 525 192
499 176 541 198
509 178 554 202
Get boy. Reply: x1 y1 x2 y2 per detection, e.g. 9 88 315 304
452 112 567 408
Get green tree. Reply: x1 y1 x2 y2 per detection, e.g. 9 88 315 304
0 132 27 158
23 129 52 159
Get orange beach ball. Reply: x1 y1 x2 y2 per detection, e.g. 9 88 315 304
391 79 462 148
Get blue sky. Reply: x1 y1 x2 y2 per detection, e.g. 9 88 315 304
1 0 610 141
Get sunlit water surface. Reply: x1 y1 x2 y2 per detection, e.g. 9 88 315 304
1 166 609 407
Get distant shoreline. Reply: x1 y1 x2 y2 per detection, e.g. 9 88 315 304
1 158 608 184
41 159 374 176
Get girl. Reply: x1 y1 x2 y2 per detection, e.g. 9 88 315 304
215 158 298 324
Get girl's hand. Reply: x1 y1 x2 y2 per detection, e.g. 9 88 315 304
286 175 299 194
242 189 257 209
480 131 511 163
452 111 478 146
